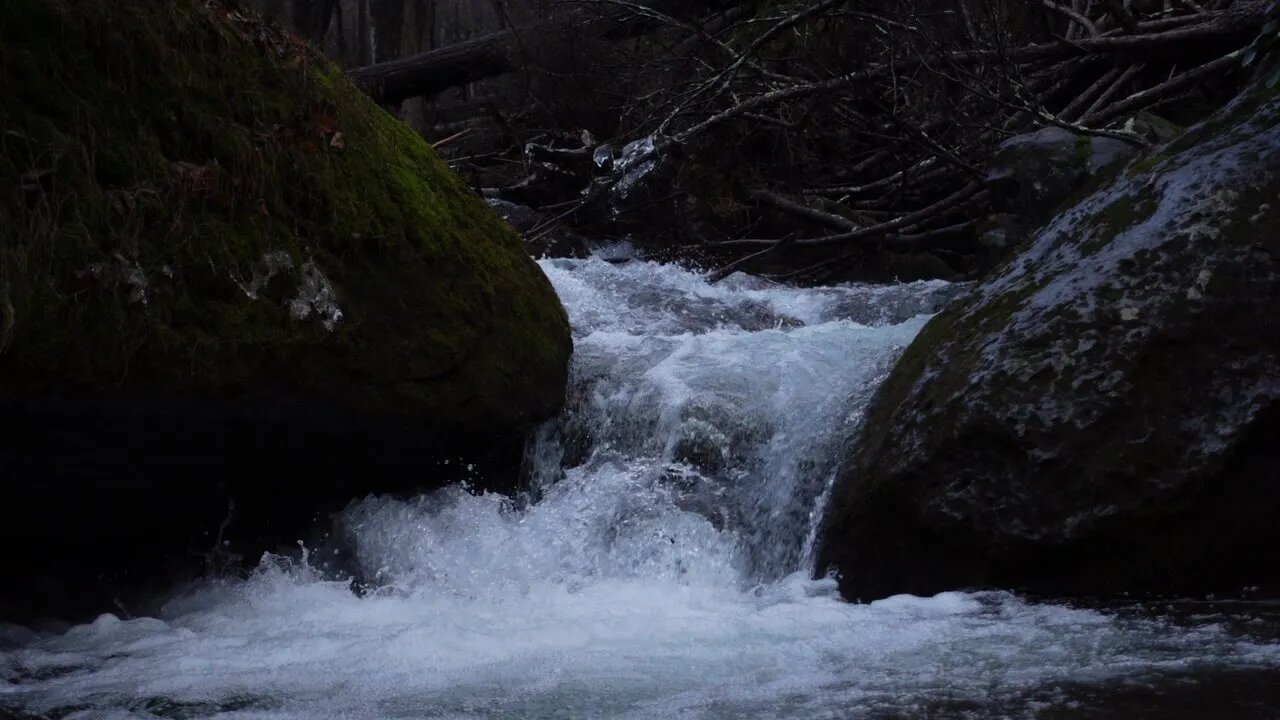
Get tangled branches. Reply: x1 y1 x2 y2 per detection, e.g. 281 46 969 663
411 0 1270 281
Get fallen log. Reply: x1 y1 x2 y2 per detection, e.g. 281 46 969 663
349 0 744 105
350 30 512 105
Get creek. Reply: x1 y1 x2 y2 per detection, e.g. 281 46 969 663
3 258 1278 719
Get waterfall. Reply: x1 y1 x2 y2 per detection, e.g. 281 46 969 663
2 258 1278 720
519 258 954 582
329 258 951 601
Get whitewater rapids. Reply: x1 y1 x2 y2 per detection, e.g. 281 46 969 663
2 258 1277 719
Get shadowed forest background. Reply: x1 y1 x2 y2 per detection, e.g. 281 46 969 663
254 0 1273 282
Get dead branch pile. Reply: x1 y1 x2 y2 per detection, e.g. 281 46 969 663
363 0 1271 281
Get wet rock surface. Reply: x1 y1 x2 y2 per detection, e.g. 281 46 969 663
0 0 571 622
981 126 1139 256
819 85 1280 601
0 393 527 623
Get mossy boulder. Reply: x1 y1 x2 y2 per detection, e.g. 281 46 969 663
0 0 570 429
0 0 570 620
817 84 1280 601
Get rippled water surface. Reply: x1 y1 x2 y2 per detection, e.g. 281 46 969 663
2 259 1277 719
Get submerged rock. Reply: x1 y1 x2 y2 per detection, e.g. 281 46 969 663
0 0 570 620
818 84 1280 601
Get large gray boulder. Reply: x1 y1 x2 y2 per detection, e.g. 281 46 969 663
980 126 1138 255
817 86 1280 601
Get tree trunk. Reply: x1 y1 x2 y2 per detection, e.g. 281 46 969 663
351 28 512 103
348 0 744 104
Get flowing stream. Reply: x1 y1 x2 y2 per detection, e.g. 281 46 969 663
3 258 1279 719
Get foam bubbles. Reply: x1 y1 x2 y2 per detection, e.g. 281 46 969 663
2 259 1278 719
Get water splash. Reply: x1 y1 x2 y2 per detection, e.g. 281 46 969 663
524 258 951 581
2 258 1277 720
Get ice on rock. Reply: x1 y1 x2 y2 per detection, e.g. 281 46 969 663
613 136 659 202
593 143 614 172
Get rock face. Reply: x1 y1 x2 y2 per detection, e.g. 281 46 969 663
0 0 570 620
980 127 1138 256
818 86 1280 602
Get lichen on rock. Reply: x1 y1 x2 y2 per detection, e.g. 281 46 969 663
980 126 1139 257
818 82 1280 602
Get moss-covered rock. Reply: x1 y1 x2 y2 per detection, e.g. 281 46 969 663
817 83 1280 601
979 127 1138 262
0 0 570 431
0 0 570 620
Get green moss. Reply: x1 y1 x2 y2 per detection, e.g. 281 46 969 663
1125 152 1171 178
859 306 958 454
855 79 1280 493
1161 88 1275 159
1091 191 1158 247
856 191 1098 484
0 0 571 432
857 279 1033 481
1074 136 1093 164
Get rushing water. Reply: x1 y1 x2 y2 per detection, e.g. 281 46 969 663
3 258 1279 720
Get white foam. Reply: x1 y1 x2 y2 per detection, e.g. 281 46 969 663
4 567 1277 719
2 259 1277 719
